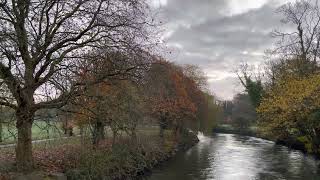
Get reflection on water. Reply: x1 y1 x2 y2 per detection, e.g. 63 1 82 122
146 133 320 180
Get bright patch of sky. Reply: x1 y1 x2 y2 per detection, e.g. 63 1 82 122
149 0 167 8
226 0 269 16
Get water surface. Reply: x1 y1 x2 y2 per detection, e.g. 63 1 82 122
146 133 320 180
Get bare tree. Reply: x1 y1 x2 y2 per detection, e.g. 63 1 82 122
0 106 2 143
181 64 208 93
0 0 155 171
271 0 320 73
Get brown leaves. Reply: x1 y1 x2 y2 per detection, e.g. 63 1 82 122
148 60 201 127
34 145 76 173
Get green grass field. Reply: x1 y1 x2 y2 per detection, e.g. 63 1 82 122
1 121 66 144
0 122 161 145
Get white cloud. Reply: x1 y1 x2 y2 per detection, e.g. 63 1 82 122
242 51 249 55
227 0 269 15
209 77 244 100
149 0 168 8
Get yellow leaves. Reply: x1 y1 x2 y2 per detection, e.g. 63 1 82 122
257 73 320 138
258 74 320 112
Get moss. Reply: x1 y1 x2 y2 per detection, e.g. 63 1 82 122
297 136 313 153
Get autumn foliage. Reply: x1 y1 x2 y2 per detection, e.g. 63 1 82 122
257 74 320 152
145 60 207 140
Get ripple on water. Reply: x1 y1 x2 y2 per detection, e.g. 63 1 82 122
146 133 320 180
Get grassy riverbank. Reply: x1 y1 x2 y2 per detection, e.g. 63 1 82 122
0 128 199 180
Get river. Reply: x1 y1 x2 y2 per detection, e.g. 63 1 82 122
145 133 320 180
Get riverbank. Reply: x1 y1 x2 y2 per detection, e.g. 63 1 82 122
0 130 199 180
213 125 257 137
213 126 320 158
66 130 199 180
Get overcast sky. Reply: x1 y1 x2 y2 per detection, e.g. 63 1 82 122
149 0 295 100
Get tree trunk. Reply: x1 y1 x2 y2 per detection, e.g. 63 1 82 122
67 127 73 137
16 110 34 172
93 120 105 145
80 126 84 136
63 119 69 136
312 128 320 155
159 118 166 139
63 123 68 135
174 125 182 142
159 126 164 138
112 130 117 146
131 130 137 142
0 119 2 143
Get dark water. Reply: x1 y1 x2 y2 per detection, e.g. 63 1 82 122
146 133 320 180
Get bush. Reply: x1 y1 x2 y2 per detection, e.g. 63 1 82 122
66 129 198 180
66 141 169 180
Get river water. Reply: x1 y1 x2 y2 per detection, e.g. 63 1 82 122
146 133 320 180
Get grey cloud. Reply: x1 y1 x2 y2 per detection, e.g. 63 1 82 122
163 0 228 23
157 0 291 99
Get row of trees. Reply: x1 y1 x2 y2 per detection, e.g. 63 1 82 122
70 59 218 145
239 0 320 154
0 0 218 172
0 0 156 172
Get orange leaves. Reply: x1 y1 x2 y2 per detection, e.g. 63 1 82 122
73 73 113 127
147 60 201 127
